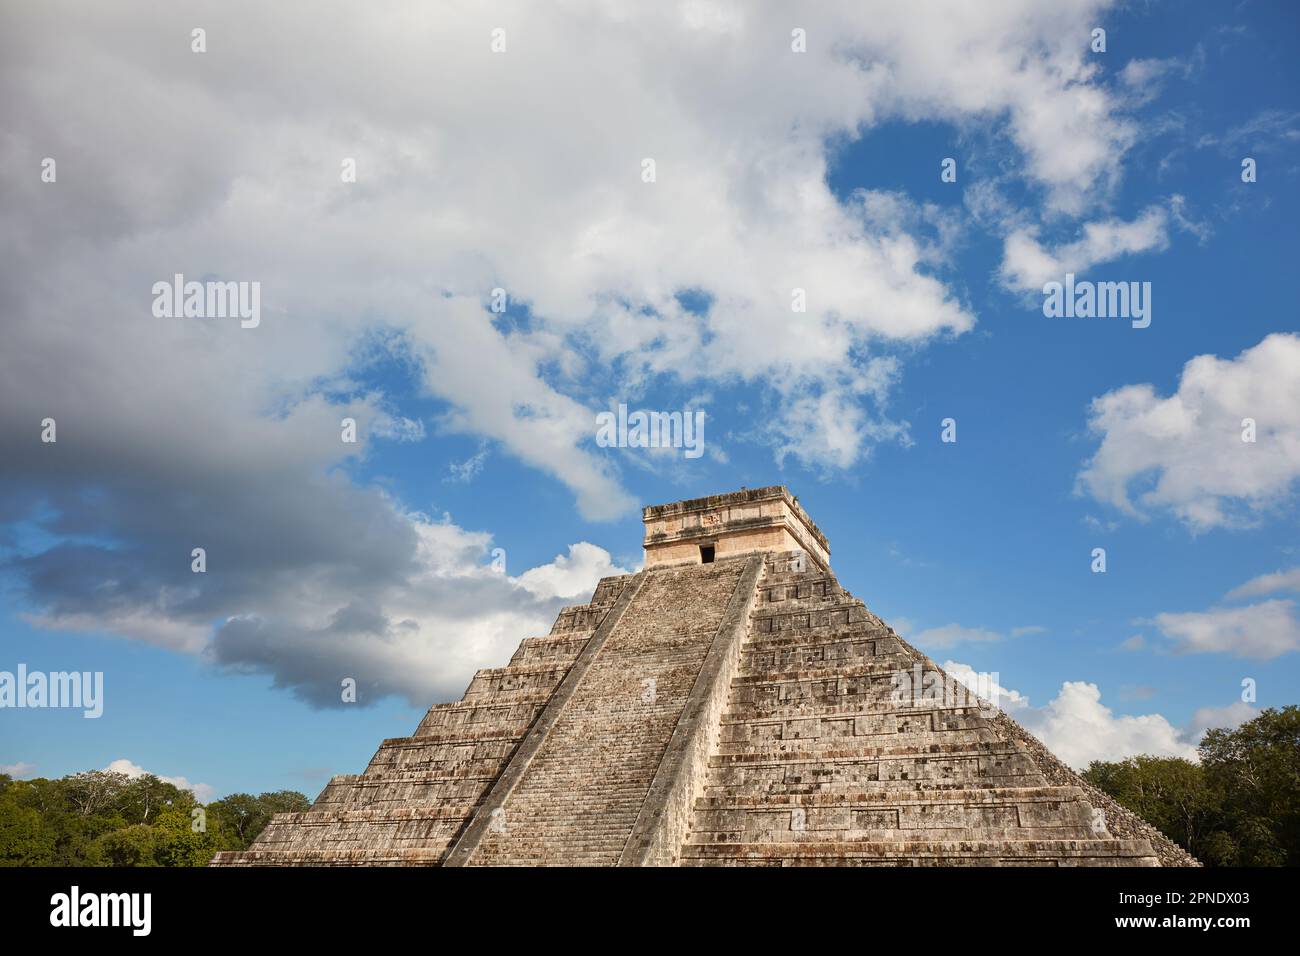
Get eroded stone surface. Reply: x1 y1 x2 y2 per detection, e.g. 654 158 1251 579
213 487 1193 867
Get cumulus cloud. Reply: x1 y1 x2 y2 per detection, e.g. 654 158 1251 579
205 523 627 707
1152 600 1300 660
0 0 1151 707
941 660 1030 711
513 542 634 602
1225 566 1300 601
0 762 37 778
998 204 1170 291
1077 333 1300 530
1020 681 1198 767
947 662 1200 767
104 758 215 803
946 662 1257 766
0 0 1138 516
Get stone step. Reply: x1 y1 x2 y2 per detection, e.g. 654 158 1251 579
549 604 612 634
707 739 1029 767
731 659 942 686
371 728 532 751
211 847 448 866
461 667 570 700
715 727 999 754
468 559 752 864
704 752 1046 792
414 703 546 737
687 825 1101 843
754 578 849 607
680 839 1159 866
688 786 1103 841
261 805 478 827
508 634 592 666
740 637 908 669
722 697 993 728
695 785 1090 809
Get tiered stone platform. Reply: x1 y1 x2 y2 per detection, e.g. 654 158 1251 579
213 487 1195 867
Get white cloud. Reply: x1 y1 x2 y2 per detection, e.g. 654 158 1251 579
941 660 1030 711
1077 333 1300 530
1153 600 1300 660
513 542 634 601
1023 681 1198 767
1184 702 1257 743
1 762 36 778
370 415 426 443
1225 566 1300 601
1011 625 1047 637
910 624 1005 648
0 0 1142 516
943 663 1254 767
0 0 1176 712
998 204 1170 291
1118 57 1180 90
1116 56 1196 106
104 758 215 803
907 622 1044 648
445 447 490 484
206 519 632 706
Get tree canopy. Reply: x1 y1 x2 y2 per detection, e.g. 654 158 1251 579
1082 705 1300 866
0 769 309 867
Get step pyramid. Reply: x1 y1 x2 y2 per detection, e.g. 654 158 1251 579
212 486 1197 867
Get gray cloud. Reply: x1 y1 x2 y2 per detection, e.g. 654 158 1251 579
0 0 1137 705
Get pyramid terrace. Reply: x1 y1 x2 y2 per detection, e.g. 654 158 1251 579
212 486 1196 867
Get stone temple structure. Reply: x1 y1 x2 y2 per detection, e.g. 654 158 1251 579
212 486 1196 867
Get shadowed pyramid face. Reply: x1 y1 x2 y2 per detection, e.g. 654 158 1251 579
213 488 1195 869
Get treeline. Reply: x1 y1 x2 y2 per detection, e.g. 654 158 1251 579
0 770 308 866
1082 706 1299 866
3 706 1295 867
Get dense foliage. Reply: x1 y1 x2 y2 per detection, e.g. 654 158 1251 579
5 706 1294 866
0 769 308 866
1082 706 1300 866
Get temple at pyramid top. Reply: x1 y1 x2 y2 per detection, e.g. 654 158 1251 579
643 485 830 570
215 485 1198 868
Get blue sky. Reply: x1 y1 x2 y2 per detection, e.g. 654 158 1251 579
1 0 1298 800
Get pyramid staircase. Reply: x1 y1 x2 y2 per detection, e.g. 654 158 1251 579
210 577 631 865
680 555 1162 866
214 487 1194 867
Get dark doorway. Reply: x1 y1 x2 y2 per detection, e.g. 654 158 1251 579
700 544 715 564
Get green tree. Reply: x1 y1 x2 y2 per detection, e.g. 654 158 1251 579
208 790 311 848
1084 706 1300 866
0 768 307 866
1201 705 1300 866
89 824 159 867
1081 755 1219 858
0 794 56 866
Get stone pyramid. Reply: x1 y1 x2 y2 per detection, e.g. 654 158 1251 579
212 487 1196 867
